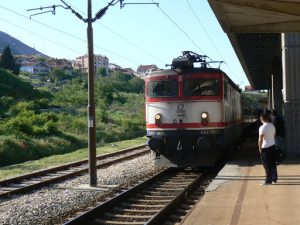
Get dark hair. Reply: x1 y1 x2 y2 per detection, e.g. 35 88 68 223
272 109 277 116
264 109 271 115
260 113 269 122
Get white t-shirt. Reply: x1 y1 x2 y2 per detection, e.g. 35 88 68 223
259 122 276 148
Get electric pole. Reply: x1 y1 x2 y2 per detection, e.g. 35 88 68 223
87 0 97 186
28 0 158 188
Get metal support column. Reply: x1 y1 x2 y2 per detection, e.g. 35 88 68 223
271 74 283 115
282 33 300 154
271 57 283 115
268 89 273 110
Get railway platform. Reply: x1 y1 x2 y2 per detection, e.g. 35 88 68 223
182 138 300 225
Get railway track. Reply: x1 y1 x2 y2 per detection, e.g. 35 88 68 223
0 145 149 198
63 168 208 225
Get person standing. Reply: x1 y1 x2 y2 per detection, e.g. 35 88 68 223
258 113 278 185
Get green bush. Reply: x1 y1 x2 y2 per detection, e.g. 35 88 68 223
0 68 146 166
10 101 37 115
0 68 45 99
57 114 87 136
0 135 85 166
1 111 61 137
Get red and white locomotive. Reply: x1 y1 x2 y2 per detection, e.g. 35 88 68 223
145 51 243 167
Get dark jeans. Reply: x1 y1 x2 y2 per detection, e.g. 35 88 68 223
261 145 278 183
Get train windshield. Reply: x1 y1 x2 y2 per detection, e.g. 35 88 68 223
147 80 178 98
184 78 220 96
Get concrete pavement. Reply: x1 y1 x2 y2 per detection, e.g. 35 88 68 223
182 140 300 225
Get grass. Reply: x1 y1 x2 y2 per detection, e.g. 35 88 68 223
0 136 147 181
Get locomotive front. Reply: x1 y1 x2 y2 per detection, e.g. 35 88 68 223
145 51 229 167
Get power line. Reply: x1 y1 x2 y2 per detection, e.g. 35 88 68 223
153 1 205 55
97 23 166 64
0 5 140 65
0 16 82 54
63 0 167 64
0 6 86 43
185 0 222 60
185 0 243 81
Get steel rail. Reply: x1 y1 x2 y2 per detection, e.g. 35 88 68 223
0 145 149 198
146 171 205 225
63 168 206 225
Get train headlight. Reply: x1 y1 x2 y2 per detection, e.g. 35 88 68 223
201 112 209 125
155 113 162 125
201 112 208 119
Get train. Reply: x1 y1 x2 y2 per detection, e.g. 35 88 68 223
145 51 255 167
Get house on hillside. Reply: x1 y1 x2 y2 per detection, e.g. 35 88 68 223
108 63 135 76
136 64 158 78
20 61 50 74
244 85 254 92
47 58 73 72
108 63 122 70
15 55 36 66
74 54 109 74
123 68 135 75
17 55 75 75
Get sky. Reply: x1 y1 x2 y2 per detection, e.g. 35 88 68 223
0 0 249 87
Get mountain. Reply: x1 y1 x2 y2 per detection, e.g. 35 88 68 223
0 31 46 56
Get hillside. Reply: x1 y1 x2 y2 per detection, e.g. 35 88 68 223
0 68 47 99
0 69 145 167
0 31 46 56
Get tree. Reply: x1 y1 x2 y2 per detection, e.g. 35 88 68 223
96 66 108 77
71 69 86 78
128 77 145 93
53 79 87 108
49 68 70 83
35 55 46 63
111 71 132 82
0 46 20 74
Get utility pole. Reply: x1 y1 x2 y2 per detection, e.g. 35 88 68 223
87 0 97 186
28 0 158 188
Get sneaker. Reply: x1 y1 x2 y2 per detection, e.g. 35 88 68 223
272 181 277 184
260 182 272 186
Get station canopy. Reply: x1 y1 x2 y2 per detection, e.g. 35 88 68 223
208 0 300 89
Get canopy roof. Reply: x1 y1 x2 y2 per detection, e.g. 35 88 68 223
208 0 300 89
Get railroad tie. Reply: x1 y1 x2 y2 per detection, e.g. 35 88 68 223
93 219 145 225
114 207 159 214
121 202 165 208
104 213 150 219
129 197 171 203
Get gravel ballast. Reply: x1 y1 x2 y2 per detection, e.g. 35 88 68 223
0 154 160 225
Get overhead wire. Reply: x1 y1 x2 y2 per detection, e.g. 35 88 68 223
152 1 206 55
185 0 222 60
0 5 140 65
63 0 167 64
1 2 246 80
0 16 82 55
185 0 243 82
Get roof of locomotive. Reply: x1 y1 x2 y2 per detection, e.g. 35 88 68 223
146 67 241 93
146 69 178 77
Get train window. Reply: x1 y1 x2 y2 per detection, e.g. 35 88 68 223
147 80 178 97
184 78 220 96
224 80 228 99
